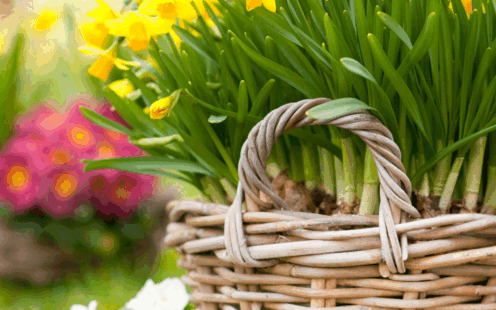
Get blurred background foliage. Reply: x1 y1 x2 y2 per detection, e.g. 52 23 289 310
0 1 199 309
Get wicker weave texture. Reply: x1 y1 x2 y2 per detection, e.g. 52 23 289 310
165 99 496 309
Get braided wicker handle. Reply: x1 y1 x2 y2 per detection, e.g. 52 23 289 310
224 98 420 274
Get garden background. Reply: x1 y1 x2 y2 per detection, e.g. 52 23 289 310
0 0 198 308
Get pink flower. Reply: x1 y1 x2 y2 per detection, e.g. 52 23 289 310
0 154 48 212
90 173 155 217
38 169 93 216
16 105 67 142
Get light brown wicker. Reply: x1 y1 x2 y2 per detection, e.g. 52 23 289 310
165 98 496 309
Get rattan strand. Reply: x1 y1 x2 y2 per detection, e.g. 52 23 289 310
165 99 496 309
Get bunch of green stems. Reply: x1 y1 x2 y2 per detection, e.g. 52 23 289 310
83 0 496 215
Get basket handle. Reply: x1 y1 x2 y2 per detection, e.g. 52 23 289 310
224 98 420 273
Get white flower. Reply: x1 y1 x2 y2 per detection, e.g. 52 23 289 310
125 278 189 310
70 300 98 310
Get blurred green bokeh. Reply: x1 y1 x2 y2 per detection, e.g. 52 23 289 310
0 248 187 310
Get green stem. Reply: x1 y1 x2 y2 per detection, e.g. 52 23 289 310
319 147 336 197
275 137 289 170
341 131 357 206
220 179 236 203
432 140 452 196
483 134 496 214
302 140 321 190
331 127 345 203
359 149 379 215
464 136 487 211
438 156 465 211
197 112 239 184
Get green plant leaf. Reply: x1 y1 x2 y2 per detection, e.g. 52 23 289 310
208 115 228 123
172 25 219 67
340 57 399 140
306 98 385 125
83 156 215 176
340 57 375 82
231 34 320 98
250 79 275 116
80 107 135 137
378 11 413 49
411 125 496 187
124 71 158 106
368 33 431 142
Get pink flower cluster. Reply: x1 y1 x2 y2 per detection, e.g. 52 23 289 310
0 97 155 217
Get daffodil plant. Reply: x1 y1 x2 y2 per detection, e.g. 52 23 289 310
81 0 496 215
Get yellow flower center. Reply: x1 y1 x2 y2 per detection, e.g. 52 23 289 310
69 126 93 147
97 141 116 159
6 165 30 191
54 173 78 198
116 187 130 200
128 22 149 51
49 149 72 166
158 1 177 19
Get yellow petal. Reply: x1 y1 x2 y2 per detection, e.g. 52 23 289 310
109 79 135 98
262 0 276 12
128 37 150 51
88 0 119 21
246 0 262 11
78 45 106 55
462 0 472 14
105 17 131 37
171 29 181 47
147 19 174 36
35 10 58 31
81 22 109 48
176 0 198 20
150 97 172 119
115 59 141 67
138 0 160 15
156 0 179 20
88 54 115 82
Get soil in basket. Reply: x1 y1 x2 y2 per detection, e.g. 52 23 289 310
269 170 483 217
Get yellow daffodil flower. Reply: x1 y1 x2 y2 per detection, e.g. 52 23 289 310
143 106 151 114
105 11 173 51
88 0 119 22
35 10 58 31
109 79 135 98
462 0 472 14
81 21 110 48
246 0 276 12
79 44 140 82
82 0 119 48
150 97 173 119
449 0 480 16
139 0 197 20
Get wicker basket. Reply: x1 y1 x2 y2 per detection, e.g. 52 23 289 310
165 98 496 309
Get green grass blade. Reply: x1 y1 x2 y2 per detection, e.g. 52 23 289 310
83 156 215 176
368 33 430 142
79 107 136 137
231 35 320 98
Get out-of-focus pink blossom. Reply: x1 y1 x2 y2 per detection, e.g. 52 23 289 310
2 97 156 217
0 155 48 212
16 105 67 142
